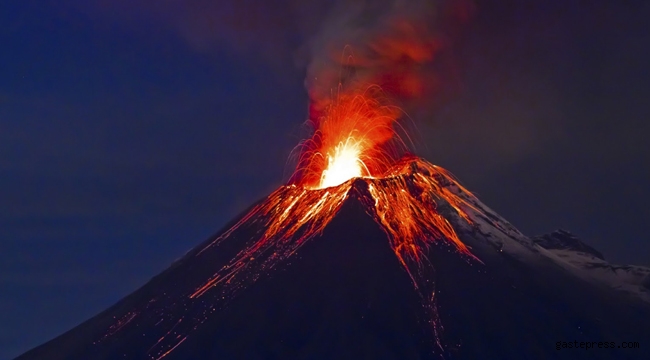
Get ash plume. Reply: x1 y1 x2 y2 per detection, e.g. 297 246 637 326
80 0 474 110
304 0 475 120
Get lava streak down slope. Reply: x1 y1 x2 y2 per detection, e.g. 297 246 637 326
16 161 650 360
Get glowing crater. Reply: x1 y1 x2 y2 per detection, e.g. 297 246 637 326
319 138 370 188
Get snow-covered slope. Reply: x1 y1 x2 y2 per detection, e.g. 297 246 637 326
533 230 650 303
441 180 650 304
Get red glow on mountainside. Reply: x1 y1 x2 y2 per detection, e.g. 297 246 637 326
96 4 484 357
191 155 482 301
101 83 493 359
179 90 487 356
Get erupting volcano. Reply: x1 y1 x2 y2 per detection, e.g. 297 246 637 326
183 87 488 355
190 87 482 305
11 0 650 358
16 81 650 360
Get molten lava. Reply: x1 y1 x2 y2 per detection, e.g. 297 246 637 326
182 88 488 354
192 155 482 299
319 139 364 188
114 88 493 359
293 86 402 189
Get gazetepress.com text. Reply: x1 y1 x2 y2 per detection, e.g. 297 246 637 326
556 341 640 351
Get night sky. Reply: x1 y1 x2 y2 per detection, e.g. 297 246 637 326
2 1 649 358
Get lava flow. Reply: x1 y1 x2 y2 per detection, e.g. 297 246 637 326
189 88 484 332
104 87 490 360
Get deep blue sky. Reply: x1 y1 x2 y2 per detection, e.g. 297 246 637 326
2 1 649 358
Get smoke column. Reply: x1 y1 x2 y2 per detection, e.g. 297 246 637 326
304 0 475 120
82 0 473 112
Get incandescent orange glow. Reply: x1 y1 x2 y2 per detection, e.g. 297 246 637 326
182 87 492 351
192 155 482 299
319 139 364 188
98 7 483 355
132 87 492 359
293 86 402 189
188 87 489 331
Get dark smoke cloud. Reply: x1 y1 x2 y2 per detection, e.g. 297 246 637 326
78 0 474 113
303 0 475 119
78 0 585 183
78 0 536 173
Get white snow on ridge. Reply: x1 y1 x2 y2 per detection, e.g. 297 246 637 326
441 182 650 303
534 242 650 303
